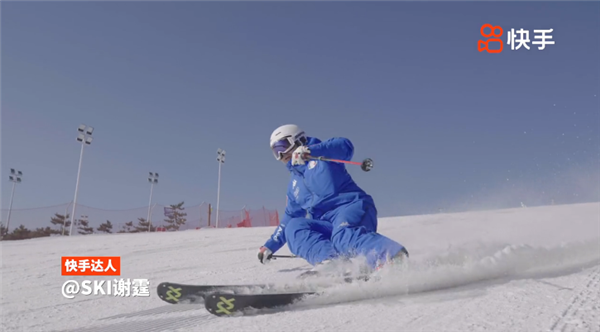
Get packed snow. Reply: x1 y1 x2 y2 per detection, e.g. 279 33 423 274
1 202 599 332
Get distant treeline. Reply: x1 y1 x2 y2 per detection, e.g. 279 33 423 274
0 201 188 241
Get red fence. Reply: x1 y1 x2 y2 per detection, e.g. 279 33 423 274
0 202 280 237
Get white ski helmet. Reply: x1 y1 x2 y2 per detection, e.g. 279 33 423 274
269 124 307 161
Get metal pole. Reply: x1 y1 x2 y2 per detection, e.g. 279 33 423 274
216 149 225 228
4 181 16 236
69 142 85 236
216 160 222 228
4 169 22 236
146 181 154 232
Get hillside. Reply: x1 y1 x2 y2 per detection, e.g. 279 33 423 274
1 202 599 332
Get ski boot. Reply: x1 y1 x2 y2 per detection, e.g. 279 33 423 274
372 247 410 275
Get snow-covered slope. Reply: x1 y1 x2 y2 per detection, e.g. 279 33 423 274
2 202 599 332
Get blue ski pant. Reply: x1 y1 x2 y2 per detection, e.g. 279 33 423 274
283 201 406 269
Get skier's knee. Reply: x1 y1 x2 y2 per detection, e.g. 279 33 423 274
330 229 358 256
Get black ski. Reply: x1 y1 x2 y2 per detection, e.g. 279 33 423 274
156 282 275 304
158 273 370 305
204 291 318 316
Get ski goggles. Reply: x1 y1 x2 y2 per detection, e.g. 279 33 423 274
271 136 296 161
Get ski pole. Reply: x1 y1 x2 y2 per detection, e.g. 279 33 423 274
272 254 297 259
308 156 374 172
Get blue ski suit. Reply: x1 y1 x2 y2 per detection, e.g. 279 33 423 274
263 136 406 269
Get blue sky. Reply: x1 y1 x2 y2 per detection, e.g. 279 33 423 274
2 2 599 222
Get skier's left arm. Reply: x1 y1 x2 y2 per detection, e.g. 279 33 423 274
307 137 354 161
258 193 305 263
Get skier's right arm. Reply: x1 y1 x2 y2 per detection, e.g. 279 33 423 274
258 193 305 263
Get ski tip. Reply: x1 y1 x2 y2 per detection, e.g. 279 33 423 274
156 282 204 304
157 285 184 304
205 293 242 317
204 291 319 317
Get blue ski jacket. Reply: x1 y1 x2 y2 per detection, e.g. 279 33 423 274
263 136 375 253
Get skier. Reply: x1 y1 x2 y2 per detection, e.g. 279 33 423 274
257 124 408 275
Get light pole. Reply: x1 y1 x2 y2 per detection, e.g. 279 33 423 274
4 168 23 236
216 148 225 228
70 124 94 236
147 172 158 231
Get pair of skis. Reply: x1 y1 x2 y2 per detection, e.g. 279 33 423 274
156 273 370 316
156 281 319 316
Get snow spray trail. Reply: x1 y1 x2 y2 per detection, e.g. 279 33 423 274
298 239 600 307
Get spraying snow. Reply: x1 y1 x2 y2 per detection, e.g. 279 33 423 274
1 202 598 332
